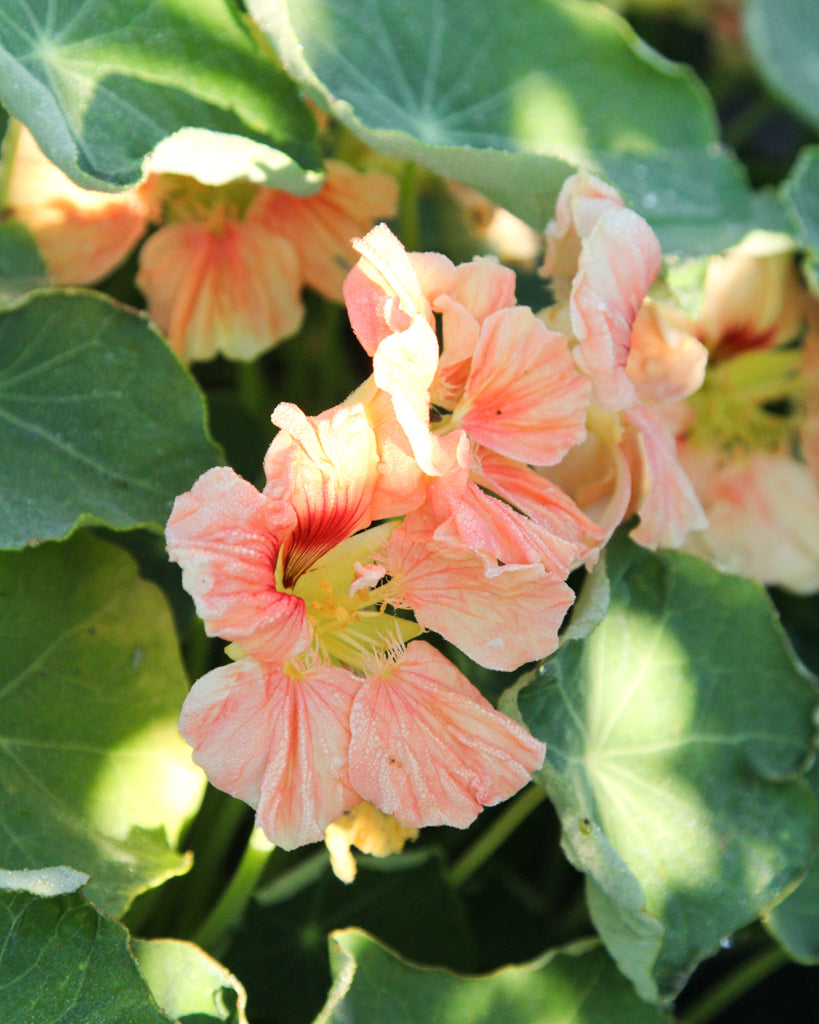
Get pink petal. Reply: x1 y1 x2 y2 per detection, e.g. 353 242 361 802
455 306 590 465
386 524 574 670
349 641 545 829
166 467 309 662
625 404 708 549
179 657 361 850
264 402 380 586
627 300 707 404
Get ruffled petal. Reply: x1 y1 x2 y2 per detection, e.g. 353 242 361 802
454 306 590 465
264 402 380 587
166 467 309 662
179 658 361 850
348 641 545 829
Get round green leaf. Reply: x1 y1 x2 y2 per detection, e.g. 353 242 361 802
513 536 819 1002
0 890 172 1023
252 0 777 256
0 532 205 916
132 938 249 1023
783 146 819 295
0 290 220 549
0 0 322 190
317 930 669 1024
745 0 819 133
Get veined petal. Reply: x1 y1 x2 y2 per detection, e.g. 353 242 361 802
628 300 707 404
625 404 708 550
454 306 590 465
386 525 573 670
344 223 434 355
264 401 380 587
166 467 309 662
179 657 361 850
569 205 661 411
349 641 545 829
137 215 304 362
249 161 398 301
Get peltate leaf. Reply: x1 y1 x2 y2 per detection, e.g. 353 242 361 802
512 535 819 1002
0 531 205 916
316 929 669 1024
252 0 785 256
0 0 322 191
782 146 819 295
744 0 819 134
0 290 220 549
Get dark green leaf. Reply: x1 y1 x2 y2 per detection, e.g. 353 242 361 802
0 888 172 1024
782 146 819 294
511 535 819 1001
0 290 220 548
0 532 205 916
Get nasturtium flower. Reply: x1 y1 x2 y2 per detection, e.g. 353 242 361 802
138 163 398 362
538 172 707 552
2 123 156 285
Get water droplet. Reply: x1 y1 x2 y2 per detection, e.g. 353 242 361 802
719 935 734 950
642 192 658 210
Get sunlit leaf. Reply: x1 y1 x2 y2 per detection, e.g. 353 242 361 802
316 929 669 1023
252 0 783 256
0 0 323 191
0 532 205 916
511 534 819 1002
133 938 249 1023
745 0 819 133
0 889 172 1023
0 290 220 549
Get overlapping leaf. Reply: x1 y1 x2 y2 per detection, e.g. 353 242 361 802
783 146 819 294
0 290 220 549
252 0 786 256
0 532 205 916
511 535 819 1002
0 0 323 191
316 929 669 1023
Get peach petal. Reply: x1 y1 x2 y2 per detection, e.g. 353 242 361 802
5 126 155 285
137 216 304 362
250 161 399 301
179 658 361 850
386 525 574 670
625 404 708 549
569 205 661 411
166 467 309 662
348 641 545 829
627 300 707 404
264 402 380 586
455 306 590 466
680 447 819 593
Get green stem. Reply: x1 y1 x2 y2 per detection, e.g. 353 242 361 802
679 944 788 1024
447 784 547 888
193 827 276 955
235 360 271 422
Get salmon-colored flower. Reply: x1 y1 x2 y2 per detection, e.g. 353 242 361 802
324 802 419 884
138 163 398 362
3 124 156 285
538 173 707 551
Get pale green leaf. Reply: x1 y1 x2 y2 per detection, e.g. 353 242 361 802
0 290 220 549
513 536 819 1002
782 146 819 295
745 0 819 133
252 0 783 256
0 532 205 916
316 930 669 1023
133 938 249 1023
0 0 322 191
0 890 173 1023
